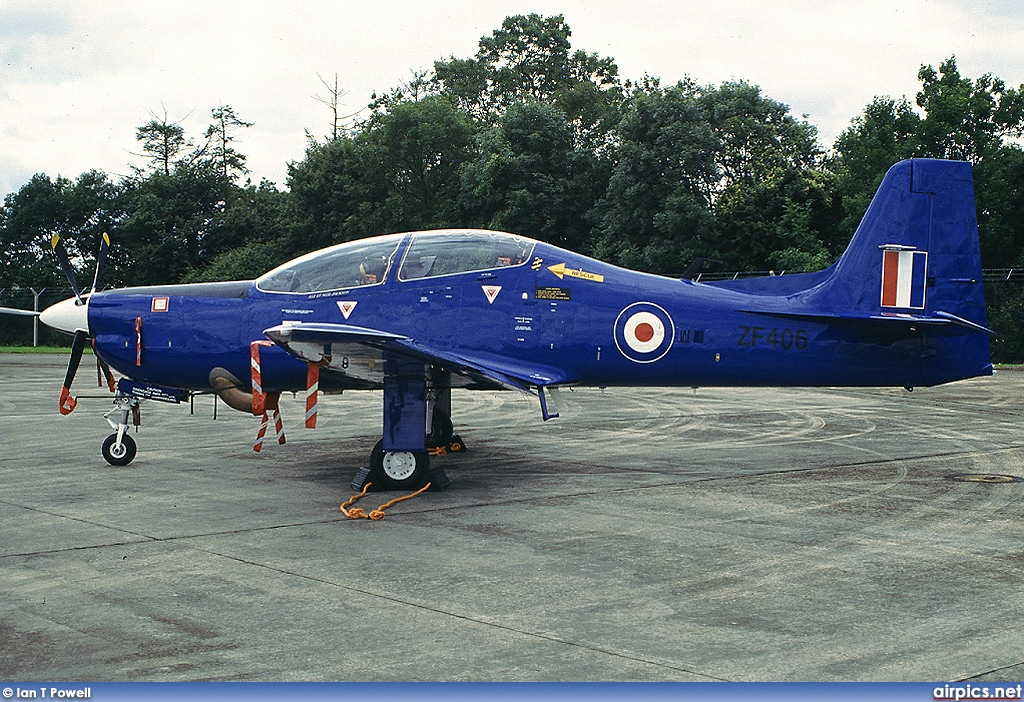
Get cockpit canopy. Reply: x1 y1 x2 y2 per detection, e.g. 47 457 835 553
256 233 404 293
256 230 535 294
398 229 533 281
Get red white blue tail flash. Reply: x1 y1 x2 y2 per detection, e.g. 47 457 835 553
880 247 927 309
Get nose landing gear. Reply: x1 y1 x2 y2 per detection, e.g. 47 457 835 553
101 391 142 466
94 379 185 467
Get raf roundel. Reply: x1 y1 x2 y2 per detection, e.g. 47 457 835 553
614 302 675 363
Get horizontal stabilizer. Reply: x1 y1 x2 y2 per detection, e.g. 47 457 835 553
739 308 995 334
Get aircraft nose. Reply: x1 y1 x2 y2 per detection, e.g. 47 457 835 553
39 295 89 334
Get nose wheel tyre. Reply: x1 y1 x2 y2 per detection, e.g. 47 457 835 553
369 439 430 491
102 433 137 466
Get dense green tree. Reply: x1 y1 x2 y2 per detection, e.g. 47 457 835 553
181 239 284 284
116 162 232 286
460 100 608 251
364 96 476 232
830 97 923 238
696 81 822 201
287 136 374 252
973 145 1024 267
714 167 835 272
288 96 476 249
832 57 1024 267
429 56 491 119
0 171 124 290
432 12 623 142
590 80 718 274
182 180 291 282
916 57 1024 163
694 80 832 271
914 59 1024 267
590 78 832 274
1 174 76 291
0 171 124 343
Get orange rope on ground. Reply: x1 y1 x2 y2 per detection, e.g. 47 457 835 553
340 482 432 521
368 483 431 520
340 482 373 519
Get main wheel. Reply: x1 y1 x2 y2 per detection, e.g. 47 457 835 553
369 439 430 491
102 433 137 467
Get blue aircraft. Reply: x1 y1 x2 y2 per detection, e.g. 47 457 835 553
25 158 993 489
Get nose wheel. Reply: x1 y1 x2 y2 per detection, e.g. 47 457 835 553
102 433 137 466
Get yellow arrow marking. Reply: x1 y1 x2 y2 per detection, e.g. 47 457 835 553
547 262 604 283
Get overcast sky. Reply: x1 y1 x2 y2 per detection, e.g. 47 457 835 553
2 0 1023 200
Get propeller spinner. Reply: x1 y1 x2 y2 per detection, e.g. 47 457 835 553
38 294 89 335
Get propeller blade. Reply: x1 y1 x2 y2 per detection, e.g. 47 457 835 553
59 330 87 415
0 306 39 317
90 232 110 294
51 235 83 305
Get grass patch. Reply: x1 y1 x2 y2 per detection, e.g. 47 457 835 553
0 345 85 354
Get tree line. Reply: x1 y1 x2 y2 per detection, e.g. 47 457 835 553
3 15 1024 358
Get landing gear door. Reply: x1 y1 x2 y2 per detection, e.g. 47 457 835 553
383 359 427 453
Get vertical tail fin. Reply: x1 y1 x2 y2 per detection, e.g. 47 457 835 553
811 158 992 382
819 158 987 326
711 158 991 385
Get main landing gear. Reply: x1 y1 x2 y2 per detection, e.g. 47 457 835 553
360 363 466 492
366 405 465 490
369 439 431 491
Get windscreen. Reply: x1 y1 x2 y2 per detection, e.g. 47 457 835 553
256 235 404 293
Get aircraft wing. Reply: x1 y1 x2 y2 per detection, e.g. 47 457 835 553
263 322 572 391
